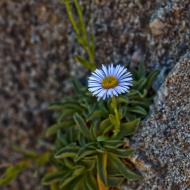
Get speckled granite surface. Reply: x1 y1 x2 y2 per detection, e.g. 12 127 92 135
127 53 190 190
0 0 190 189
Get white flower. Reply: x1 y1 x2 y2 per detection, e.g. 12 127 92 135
88 64 133 100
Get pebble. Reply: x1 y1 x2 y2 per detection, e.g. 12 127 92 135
149 18 165 36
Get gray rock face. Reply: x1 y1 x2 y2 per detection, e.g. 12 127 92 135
127 53 190 190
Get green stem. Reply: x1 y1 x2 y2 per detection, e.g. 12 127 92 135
111 96 120 136
63 0 96 71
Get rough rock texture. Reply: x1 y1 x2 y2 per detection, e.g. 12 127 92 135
0 0 190 189
87 0 190 69
127 53 190 190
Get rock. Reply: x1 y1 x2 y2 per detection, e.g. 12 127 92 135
126 52 190 190
131 49 145 66
149 18 165 36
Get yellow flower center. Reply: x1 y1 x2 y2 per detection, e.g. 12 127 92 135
102 76 118 89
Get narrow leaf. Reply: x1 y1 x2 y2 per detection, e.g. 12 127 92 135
120 118 140 136
73 113 90 139
108 176 124 187
97 152 108 186
46 121 74 137
42 171 67 185
85 174 98 190
145 70 159 89
75 55 92 70
127 106 147 116
105 146 134 158
99 118 113 135
59 167 85 189
88 110 107 121
0 161 30 185
55 144 79 159
75 144 97 162
109 154 141 180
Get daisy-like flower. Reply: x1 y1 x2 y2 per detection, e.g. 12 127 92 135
88 64 133 100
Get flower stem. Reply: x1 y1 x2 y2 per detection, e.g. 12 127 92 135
111 96 120 136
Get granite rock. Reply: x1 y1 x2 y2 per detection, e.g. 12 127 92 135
126 52 190 190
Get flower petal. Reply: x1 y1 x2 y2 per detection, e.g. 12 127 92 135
88 64 133 100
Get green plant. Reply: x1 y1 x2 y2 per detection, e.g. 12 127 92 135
61 0 96 71
0 150 50 186
42 64 158 190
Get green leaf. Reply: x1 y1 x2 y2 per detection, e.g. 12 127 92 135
46 121 75 137
88 110 107 121
50 182 59 190
129 99 151 109
128 89 147 99
0 161 30 185
75 143 97 162
62 0 96 71
67 127 79 144
82 159 96 171
63 158 75 169
73 113 90 139
65 103 83 112
109 114 117 126
97 136 109 142
133 78 147 91
90 33 95 53
35 152 50 166
59 166 85 189
137 62 146 78
75 55 92 70
145 70 159 89
127 106 147 116
89 123 98 140
118 96 129 105
49 102 81 111
42 171 67 185
55 144 79 159
120 118 140 136
103 140 124 148
99 118 113 135
127 90 140 98
57 109 75 122
109 154 141 180
56 131 68 147
105 146 134 158
62 0 80 35
12 145 38 159
108 176 124 187
61 175 86 190
72 80 85 94
73 0 87 36
85 174 98 190
97 152 108 186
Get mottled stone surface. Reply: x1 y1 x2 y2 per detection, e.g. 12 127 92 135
127 53 190 190
0 0 190 189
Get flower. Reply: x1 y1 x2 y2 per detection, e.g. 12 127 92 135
88 64 133 100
